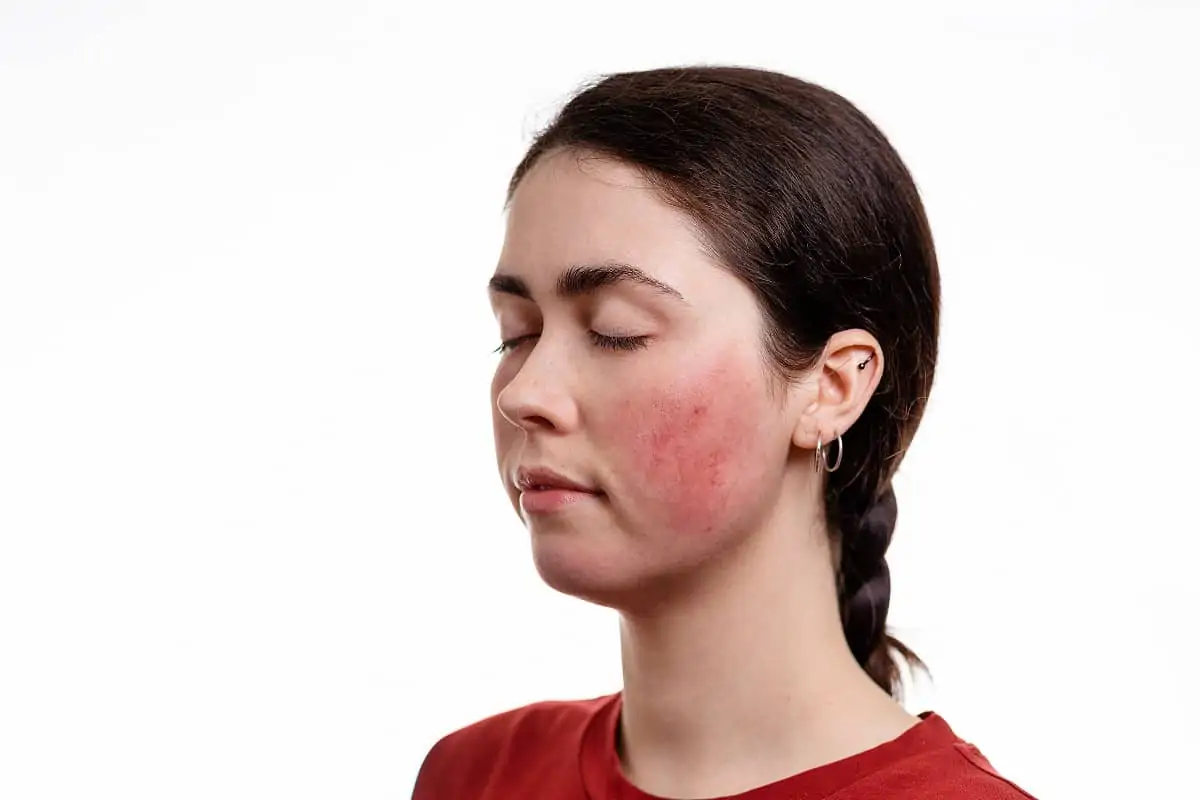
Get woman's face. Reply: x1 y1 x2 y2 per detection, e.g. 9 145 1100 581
490 150 799 607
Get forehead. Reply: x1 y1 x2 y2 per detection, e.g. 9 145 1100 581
500 150 720 293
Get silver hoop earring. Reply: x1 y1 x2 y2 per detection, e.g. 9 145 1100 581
815 432 844 473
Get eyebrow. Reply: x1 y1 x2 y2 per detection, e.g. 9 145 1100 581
487 261 686 303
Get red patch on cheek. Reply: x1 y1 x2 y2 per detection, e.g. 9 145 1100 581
613 361 762 535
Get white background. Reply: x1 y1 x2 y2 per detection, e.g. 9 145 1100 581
2 2 1197 798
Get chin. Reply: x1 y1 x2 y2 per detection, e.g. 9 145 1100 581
529 534 654 610
531 545 623 607
529 530 711 614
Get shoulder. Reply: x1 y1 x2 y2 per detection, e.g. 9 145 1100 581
412 693 616 798
853 715 1037 799
937 740 1038 799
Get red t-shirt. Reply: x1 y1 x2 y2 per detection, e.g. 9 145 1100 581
413 693 1035 799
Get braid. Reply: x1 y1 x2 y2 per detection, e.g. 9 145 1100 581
835 483 922 696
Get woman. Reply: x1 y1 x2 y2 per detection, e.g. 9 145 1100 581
414 66 1034 799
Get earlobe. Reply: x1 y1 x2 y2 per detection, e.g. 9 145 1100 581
788 374 824 449
792 406 821 450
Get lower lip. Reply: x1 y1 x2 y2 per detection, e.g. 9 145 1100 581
519 488 599 515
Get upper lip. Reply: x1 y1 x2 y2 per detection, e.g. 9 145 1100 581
514 467 597 493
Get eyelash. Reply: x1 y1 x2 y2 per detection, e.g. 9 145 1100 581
589 331 651 351
493 335 533 354
493 331 650 354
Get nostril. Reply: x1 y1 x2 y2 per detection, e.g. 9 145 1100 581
520 413 556 431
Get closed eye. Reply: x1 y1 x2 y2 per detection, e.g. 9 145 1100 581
493 334 537 354
588 331 650 351
493 331 651 355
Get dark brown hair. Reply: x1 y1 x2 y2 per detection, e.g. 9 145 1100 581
507 66 939 698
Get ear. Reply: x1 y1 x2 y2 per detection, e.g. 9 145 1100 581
792 329 884 450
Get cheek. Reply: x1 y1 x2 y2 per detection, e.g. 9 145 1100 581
609 359 776 535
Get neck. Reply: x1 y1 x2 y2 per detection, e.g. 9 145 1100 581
615 504 916 796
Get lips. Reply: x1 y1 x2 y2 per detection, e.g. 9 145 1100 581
514 467 598 494
514 467 601 516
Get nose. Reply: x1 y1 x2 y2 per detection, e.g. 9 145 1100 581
495 341 579 433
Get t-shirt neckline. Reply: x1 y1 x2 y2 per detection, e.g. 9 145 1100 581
578 693 958 800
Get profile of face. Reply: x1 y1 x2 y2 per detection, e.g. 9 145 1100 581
489 150 808 608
